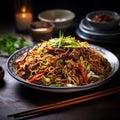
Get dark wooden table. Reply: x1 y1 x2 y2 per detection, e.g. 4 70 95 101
0 22 120 120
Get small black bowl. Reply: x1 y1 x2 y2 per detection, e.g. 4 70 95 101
86 10 120 30
0 66 4 80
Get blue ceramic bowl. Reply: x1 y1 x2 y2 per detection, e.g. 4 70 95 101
6 44 119 93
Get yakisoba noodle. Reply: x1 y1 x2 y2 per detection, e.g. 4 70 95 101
13 36 112 87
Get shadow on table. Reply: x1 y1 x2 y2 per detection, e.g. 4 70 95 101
14 66 120 106
0 79 6 88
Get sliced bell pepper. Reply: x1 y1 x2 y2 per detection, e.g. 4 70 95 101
14 51 28 64
79 64 88 84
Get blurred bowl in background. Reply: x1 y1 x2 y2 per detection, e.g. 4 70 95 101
38 9 75 32
86 10 120 30
30 21 55 43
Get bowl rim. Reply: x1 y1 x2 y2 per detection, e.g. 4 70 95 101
86 10 120 24
38 9 75 23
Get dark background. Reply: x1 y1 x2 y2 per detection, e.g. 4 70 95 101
0 0 120 24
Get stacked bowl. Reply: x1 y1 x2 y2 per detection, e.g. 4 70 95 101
76 10 120 52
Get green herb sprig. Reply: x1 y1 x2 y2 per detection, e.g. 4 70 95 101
50 32 81 48
0 34 30 56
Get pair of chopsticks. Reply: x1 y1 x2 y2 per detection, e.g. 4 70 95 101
8 87 120 119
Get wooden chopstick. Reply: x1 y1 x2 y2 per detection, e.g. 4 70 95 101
8 87 120 119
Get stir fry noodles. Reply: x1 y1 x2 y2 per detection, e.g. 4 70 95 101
13 36 112 87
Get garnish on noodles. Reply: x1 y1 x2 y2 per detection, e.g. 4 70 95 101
13 36 112 87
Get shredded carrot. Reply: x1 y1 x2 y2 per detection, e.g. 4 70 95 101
28 72 45 83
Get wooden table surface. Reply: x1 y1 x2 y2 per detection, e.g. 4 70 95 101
0 22 120 120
